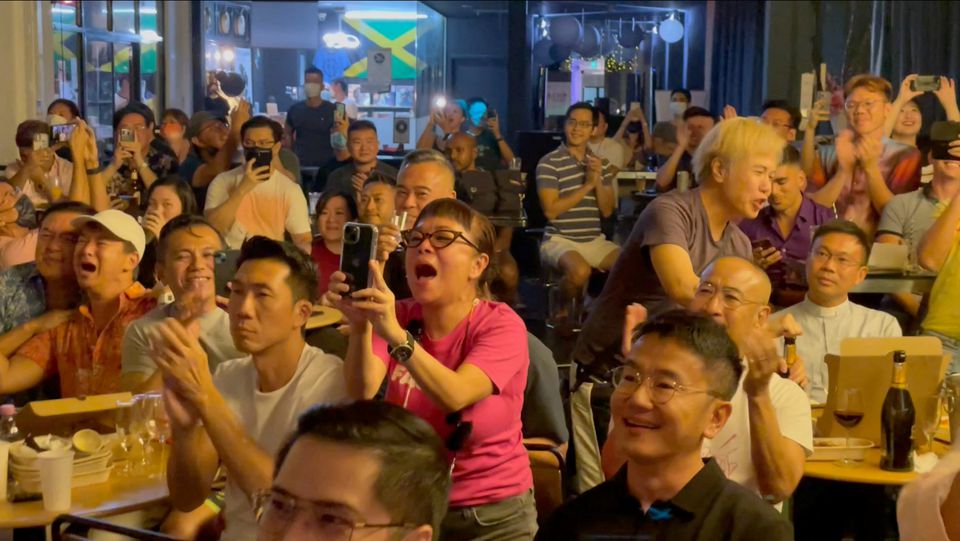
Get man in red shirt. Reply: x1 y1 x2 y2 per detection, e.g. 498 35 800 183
0 210 155 397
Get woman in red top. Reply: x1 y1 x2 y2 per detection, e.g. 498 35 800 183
310 190 356 297
328 198 536 540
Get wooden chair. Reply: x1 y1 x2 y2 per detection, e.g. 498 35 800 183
524 438 567 526
53 515 179 541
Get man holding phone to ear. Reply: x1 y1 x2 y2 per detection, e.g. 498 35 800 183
205 116 312 254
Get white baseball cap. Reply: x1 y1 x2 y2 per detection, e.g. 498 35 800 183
72 209 146 258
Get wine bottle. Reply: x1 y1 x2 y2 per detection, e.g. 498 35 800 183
779 336 797 378
880 350 915 472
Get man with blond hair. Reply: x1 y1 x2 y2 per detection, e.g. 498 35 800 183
810 74 921 236
574 118 784 370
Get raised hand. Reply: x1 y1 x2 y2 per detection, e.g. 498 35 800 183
753 246 783 269
487 112 501 138
834 129 858 172
737 327 785 396
230 99 251 134
675 122 690 150
934 77 959 117
151 318 213 411
723 104 738 120
142 208 165 241
897 74 924 103
349 261 404 345
375 222 401 263
855 136 882 168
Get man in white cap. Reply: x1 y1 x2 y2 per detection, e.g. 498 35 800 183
0 209 155 397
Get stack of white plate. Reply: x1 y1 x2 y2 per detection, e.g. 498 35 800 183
9 438 113 493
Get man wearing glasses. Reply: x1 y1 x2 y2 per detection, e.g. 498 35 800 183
537 310 792 540
205 116 312 254
257 401 450 541
810 75 921 237
776 220 902 403
536 102 619 325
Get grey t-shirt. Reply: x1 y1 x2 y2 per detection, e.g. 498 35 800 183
573 189 752 367
121 304 243 377
876 185 941 256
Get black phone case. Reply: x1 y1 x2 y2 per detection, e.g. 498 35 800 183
252 149 272 170
931 121 960 160
340 223 379 293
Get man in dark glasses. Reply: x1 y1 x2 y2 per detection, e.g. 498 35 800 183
257 401 450 541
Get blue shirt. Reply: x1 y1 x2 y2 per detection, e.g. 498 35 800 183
0 263 47 334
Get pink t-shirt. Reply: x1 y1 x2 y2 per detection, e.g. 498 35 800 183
373 299 533 507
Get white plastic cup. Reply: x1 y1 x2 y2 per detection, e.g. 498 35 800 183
0 441 8 501
677 171 691 192
37 449 74 511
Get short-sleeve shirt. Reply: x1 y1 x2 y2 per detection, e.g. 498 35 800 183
739 197 836 289
573 189 753 367
324 161 398 200
205 166 311 249
813 138 920 236
371 299 533 507
121 304 243 378
922 226 960 341
473 128 504 173
0 229 38 271
536 144 615 242
310 238 340 297
15 283 157 397
703 374 813 504
285 100 336 167
213 345 348 541
535 459 793 541
108 138 179 202
876 185 942 257
0 262 47 334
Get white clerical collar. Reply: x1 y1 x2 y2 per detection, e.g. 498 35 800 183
799 295 851 319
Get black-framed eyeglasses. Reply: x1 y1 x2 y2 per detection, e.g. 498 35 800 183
611 366 723 404
254 488 417 541
402 228 481 252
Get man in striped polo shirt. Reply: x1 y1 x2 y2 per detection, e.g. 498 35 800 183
537 102 619 314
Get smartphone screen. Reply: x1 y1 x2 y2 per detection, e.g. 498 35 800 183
340 223 379 293
335 102 347 120
751 238 775 252
51 124 76 143
252 148 273 170
119 128 135 143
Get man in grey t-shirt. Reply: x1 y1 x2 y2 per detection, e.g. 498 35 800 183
120 215 241 392
572 118 783 372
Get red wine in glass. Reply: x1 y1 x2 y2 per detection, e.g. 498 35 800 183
834 410 865 428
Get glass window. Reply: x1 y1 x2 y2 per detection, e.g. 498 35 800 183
139 0 158 32
53 30 81 103
51 1 77 27
81 1 109 30
112 1 137 34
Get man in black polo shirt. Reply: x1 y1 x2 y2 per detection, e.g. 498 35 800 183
536 310 792 541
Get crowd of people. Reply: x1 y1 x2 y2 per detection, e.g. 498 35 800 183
0 64 959 541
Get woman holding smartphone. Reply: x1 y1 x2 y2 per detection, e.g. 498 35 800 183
311 190 357 297
328 198 536 540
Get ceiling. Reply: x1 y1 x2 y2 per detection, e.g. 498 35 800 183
421 1 510 18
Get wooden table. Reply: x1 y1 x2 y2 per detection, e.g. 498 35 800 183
0 473 168 529
850 271 936 294
804 440 950 486
307 306 343 330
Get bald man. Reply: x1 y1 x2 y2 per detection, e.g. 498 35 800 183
446 133 521 305
447 132 478 173
605 256 813 505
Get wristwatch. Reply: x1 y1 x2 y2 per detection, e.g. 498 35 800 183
388 331 415 363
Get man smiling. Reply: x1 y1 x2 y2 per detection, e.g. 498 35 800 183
1 209 154 397
537 311 791 540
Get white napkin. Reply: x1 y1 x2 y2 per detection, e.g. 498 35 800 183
913 450 940 473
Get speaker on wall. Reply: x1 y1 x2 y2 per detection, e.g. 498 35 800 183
394 116 410 144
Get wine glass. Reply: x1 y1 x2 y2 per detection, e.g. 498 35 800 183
919 393 944 453
133 393 162 473
114 401 136 477
833 388 865 467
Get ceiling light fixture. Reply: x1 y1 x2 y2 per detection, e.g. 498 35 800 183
658 12 684 44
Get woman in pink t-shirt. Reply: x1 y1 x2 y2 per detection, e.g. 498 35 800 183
311 190 356 297
329 198 536 540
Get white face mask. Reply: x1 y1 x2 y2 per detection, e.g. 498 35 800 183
669 101 688 117
47 114 68 126
320 90 333 101
304 82 323 98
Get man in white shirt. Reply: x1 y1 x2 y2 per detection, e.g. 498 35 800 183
587 109 627 172
120 215 242 392
776 219 902 403
6 120 73 207
205 116 312 254
603 257 812 505
157 237 347 541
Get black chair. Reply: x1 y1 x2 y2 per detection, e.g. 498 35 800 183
52 515 179 541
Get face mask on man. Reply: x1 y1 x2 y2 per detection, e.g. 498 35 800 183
320 89 333 101
304 82 323 99
669 101 688 117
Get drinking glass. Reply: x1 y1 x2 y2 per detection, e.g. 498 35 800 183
509 157 522 171
114 401 136 477
920 393 944 453
134 393 162 473
833 388 864 467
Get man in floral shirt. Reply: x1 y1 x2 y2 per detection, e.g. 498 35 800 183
101 102 179 205
1 210 155 397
